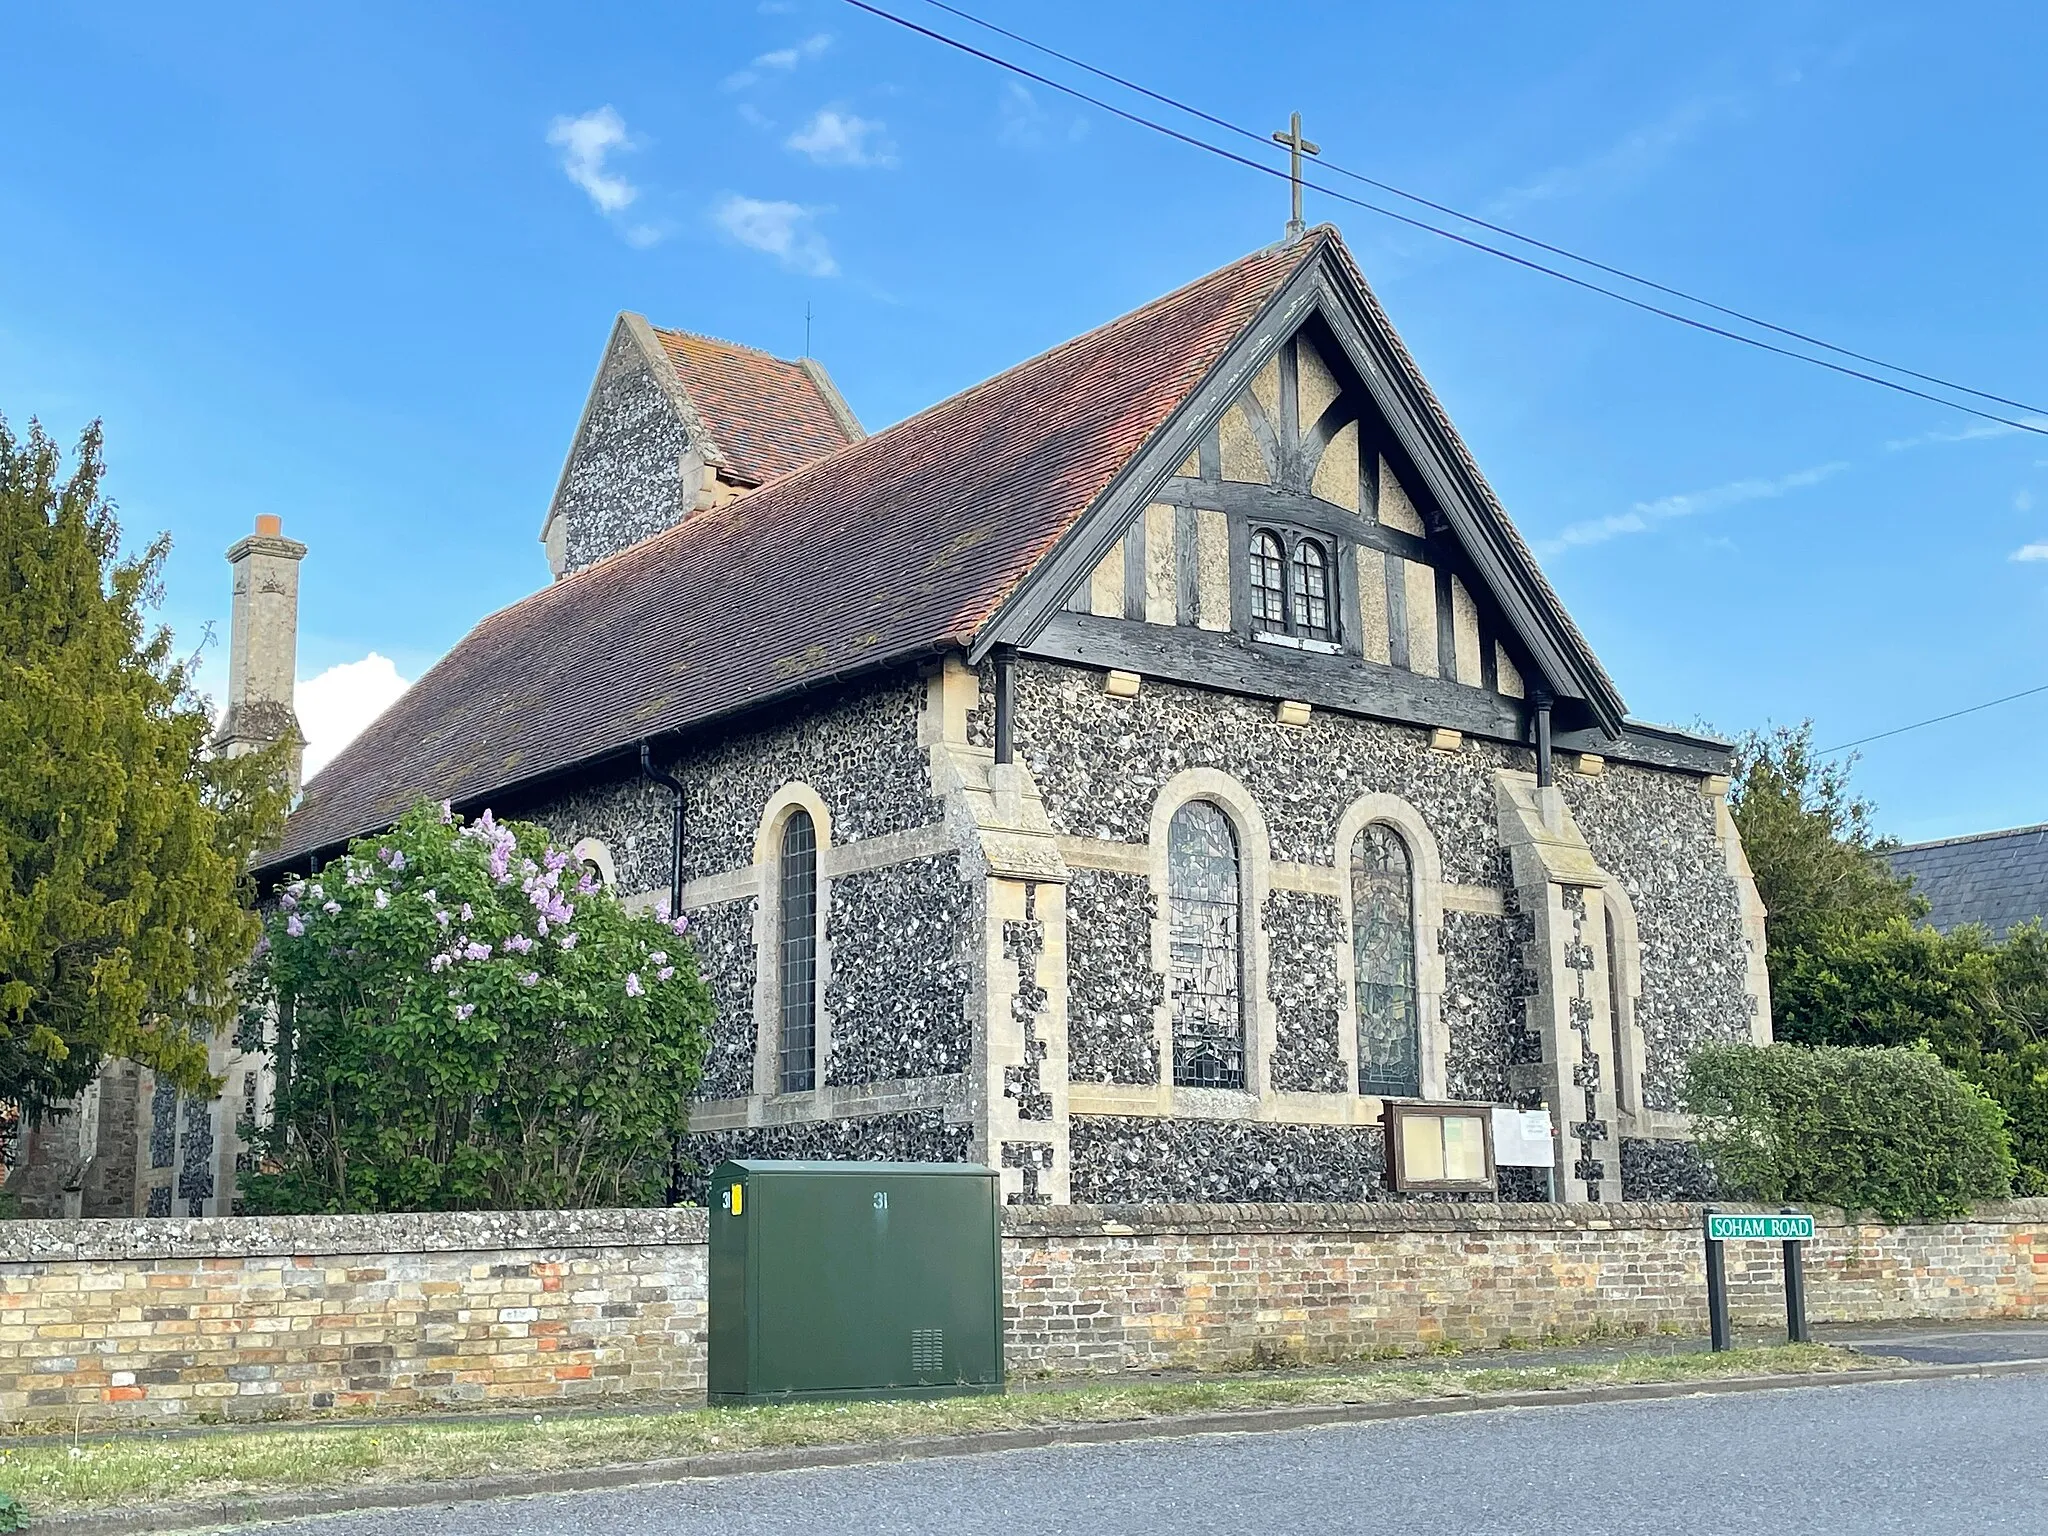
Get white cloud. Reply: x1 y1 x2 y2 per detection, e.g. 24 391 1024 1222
1885 417 2048 452
997 82 1086 148
786 109 895 167
1537 460 1848 556
2011 542 2048 563
547 106 640 216
1490 94 1743 218
711 194 837 276
723 33 831 91
298 654 411 780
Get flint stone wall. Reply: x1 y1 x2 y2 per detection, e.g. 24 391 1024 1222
3 1201 2046 1427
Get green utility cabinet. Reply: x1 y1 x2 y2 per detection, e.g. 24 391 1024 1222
707 1160 1004 1404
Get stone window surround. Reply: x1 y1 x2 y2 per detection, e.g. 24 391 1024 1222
570 837 616 891
1146 769 1274 1111
1103 772 1460 1124
1333 795 1450 1105
749 783 835 1101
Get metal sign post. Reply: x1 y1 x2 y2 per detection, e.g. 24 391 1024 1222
1701 1208 1816 1351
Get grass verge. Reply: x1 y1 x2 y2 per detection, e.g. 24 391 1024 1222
0 1345 1879 1518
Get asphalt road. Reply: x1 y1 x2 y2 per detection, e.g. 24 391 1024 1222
267 1373 2048 1535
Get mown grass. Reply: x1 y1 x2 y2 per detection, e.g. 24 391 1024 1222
0 1345 1880 1518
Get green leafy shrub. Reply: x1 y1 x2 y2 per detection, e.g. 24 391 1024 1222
1682 1042 2014 1221
0 1489 23 1532
242 800 712 1213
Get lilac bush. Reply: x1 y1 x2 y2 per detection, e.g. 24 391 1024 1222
243 800 711 1212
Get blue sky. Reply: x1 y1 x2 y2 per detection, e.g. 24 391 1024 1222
3 2 2044 840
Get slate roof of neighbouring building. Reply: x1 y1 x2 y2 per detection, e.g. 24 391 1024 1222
651 329 860 487
1886 823 2048 938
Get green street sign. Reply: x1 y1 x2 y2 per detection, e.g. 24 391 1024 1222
1706 1213 1815 1242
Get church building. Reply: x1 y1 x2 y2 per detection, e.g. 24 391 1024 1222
244 225 1769 1208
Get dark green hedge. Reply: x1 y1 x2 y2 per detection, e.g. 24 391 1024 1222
1682 1043 2014 1222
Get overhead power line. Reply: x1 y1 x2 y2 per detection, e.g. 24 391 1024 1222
1816 681 2048 757
917 0 2048 422
843 0 2048 439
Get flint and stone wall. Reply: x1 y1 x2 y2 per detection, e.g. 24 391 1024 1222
1 1200 2043 1427
528 673 974 1169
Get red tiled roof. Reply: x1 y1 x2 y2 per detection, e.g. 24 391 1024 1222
265 236 1321 869
653 330 856 487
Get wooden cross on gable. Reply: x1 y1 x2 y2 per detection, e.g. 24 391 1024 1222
1272 111 1320 243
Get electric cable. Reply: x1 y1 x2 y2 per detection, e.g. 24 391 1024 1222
1816 681 2048 755
842 0 2048 438
915 0 2048 420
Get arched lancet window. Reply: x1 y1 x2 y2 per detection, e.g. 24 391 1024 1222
1291 538 1333 640
1250 531 1287 632
1168 800 1245 1089
1352 824 1421 1098
778 809 818 1093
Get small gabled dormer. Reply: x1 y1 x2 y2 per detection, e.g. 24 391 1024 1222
540 314 863 580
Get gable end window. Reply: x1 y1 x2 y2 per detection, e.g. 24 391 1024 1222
777 809 819 1093
1247 527 1339 646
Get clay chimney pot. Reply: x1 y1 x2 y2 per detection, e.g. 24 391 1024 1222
255 514 282 537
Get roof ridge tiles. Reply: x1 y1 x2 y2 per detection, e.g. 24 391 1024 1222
1892 822 2048 853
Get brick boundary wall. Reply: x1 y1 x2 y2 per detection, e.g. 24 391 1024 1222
999 1200 2048 1373
1 1200 2044 1427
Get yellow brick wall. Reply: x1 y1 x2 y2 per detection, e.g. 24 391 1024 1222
2 1202 2044 1425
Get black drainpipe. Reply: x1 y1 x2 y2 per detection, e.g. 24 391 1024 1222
992 646 1017 765
639 742 686 918
1532 690 1555 788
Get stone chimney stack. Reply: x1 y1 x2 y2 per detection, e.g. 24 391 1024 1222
214 514 308 796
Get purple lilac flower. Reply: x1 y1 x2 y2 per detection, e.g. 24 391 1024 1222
576 871 597 894
374 888 389 910
431 953 453 973
488 842 512 883
460 903 473 922
286 914 305 937
657 966 674 982
624 973 642 998
307 883 324 901
454 1002 475 1021
462 941 492 962
655 896 671 921
435 909 451 928
521 971 539 987
253 935 271 959
389 850 406 872
648 951 669 967
536 916 549 937
670 914 691 936
558 931 578 951
323 901 341 916
279 890 298 912
544 848 570 873
502 934 534 955
440 800 454 823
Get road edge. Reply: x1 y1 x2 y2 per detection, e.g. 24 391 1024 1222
30 1357 2048 1533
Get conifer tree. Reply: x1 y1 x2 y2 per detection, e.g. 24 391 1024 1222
0 416 287 1116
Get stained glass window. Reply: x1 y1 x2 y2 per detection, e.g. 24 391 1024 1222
1292 539 1333 639
1168 800 1245 1089
1250 532 1287 631
1352 824 1420 1098
778 809 818 1093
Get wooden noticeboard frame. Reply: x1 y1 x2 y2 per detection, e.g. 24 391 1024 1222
1381 1100 1498 1194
